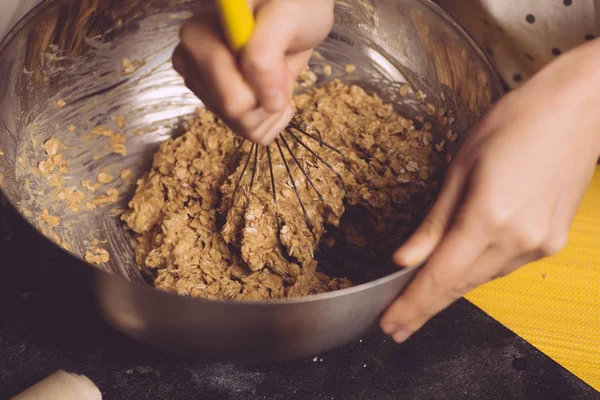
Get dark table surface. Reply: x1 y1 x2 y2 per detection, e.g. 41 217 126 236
0 197 598 400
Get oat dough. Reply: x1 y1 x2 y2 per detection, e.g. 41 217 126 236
122 80 438 300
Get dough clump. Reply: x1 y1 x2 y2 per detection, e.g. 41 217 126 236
122 80 439 300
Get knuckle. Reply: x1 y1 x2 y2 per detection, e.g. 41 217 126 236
422 262 475 301
179 19 198 45
451 280 478 298
515 224 547 252
172 52 185 75
421 213 445 238
239 126 262 143
242 52 274 76
220 96 250 119
445 163 464 183
540 233 568 256
423 267 453 296
322 6 335 32
483 205 512 230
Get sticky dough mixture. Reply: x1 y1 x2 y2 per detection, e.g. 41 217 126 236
122 80 439 300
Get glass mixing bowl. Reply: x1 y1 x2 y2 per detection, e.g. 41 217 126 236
0 0 503 362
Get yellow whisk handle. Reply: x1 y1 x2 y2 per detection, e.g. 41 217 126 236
217 0 255 53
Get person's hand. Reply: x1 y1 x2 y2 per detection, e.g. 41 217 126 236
172 0 334 145
381 39 600 343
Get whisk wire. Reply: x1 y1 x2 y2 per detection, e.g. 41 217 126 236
280 134 327 209
285 129 345 187
266 146 281 233
275 138 315 234
288 121 346 160
247 143 260 200
230 142 255 208
223 114 346 244
225 138 246 175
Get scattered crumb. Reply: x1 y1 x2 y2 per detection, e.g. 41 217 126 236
43 137 63 156
425 103 436 116
112 115 126 129
84 240 110 264
436 107 446 119
91 125 128 155
313 357 318 362
85 188 119 210
120 169 133 181
56 237 73 252
97 171 114 184
68 125 76 132
24 210 33 218
109 133 127 155
82 179 102 193
363 364 367 368
399 84 410 97
344 64 356 73
0 149 4 156
446 130 458 142
40 209 60 227
110 207 127 217
298 67 318 87
415 90 427 102
122 57 145 75
57 187 86 212
38 153 68 175
435 140 446 153
91 125 113 137
323 64 332 77
55 99 66 109
406 160 419 173
47 174 64 188
133 130 145 136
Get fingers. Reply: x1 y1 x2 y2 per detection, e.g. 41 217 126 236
179 14 256 115
381 201 492 342
175 14 291 144
174 1 333 143
249 105 295 145
393 164 468 267
241 0 334 112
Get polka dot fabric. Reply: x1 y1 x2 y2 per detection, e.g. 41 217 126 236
435 0 600 88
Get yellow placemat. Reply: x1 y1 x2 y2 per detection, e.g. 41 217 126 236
466 166 600 390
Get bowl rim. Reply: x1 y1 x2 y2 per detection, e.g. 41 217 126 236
0 0 505 307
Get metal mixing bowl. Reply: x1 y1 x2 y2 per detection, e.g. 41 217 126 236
0 0 503 362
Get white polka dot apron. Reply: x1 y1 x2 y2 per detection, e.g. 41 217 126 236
436 0 600 88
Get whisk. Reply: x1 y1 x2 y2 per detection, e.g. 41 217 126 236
217 0 347 235
223 114 346 234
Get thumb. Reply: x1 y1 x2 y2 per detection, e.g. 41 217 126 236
241 0 333 112
393 166 468 267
